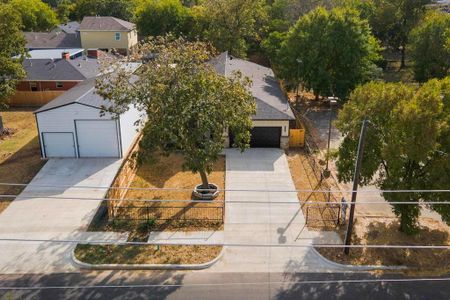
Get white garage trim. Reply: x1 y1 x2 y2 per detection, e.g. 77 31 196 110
41 132 77 158
74 119 121 158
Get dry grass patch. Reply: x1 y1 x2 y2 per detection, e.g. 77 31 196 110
75 244 222 265
112 153 225 229
0 108 45 213
317 217 450 275
287 149 341 230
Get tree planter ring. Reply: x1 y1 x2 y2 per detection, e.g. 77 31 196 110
193 183 219 200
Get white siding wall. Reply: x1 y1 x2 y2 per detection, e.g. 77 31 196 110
118 105 141 157
36 103 115 158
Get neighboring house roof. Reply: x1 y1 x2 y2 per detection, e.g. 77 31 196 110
35 63 141 113
15 48 84 59
23 56 101 81
35 78 107 113
210 52 295 120
79 16 135 31
24 32 81 49
56 21 80 34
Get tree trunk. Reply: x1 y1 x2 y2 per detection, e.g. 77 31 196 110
199 169 210 190
0 115 3 132
400 46 406 69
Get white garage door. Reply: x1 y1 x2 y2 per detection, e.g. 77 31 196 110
42 132 76 158
75 120 120 158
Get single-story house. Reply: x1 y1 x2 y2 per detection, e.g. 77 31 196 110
34 76 141 158
78 16 138 55
18 49 104 92
211 52 296 149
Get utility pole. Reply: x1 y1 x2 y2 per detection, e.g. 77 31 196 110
343 118 369 255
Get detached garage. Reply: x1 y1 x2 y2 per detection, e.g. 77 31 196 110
35 78 141 158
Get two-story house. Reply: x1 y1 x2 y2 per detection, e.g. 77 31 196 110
78 16 138 55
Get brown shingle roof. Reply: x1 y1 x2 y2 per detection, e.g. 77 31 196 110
79 16 135 31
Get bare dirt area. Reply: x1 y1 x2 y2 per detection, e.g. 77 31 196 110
0 108 46 213
84 153 225 265
286 149 342 230
317 216 450 275
112 153 226 230
74 244 222 265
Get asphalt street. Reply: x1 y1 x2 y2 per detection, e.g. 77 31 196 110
0 270 449 299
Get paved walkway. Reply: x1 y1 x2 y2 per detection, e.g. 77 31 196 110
205 149 341 273
0 158 123 274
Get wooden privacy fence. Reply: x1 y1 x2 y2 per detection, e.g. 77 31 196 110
7 91 63 107
107 136 141 218
289 129 305 147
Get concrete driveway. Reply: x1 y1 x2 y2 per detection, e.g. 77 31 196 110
0 158 125 274
207 149 341 273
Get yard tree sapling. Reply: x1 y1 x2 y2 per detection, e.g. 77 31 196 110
96 36 256 191
335 78 450 234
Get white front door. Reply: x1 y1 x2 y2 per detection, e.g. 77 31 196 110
75 120 120 158
42 132 76 158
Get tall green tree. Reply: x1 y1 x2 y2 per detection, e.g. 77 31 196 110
196 0 268 57
73 0 137 21
278 7 380 100
135 0 190 38
8 0 58 31
335 78 450 234
56 0 75 23
0 5 26 110
410 11 450 82
96 37 256 189
366 0 430 68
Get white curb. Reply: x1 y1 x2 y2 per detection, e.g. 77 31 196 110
71 245 225 270
311 247 408 271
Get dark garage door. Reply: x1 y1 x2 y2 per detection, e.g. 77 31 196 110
250 127 281 148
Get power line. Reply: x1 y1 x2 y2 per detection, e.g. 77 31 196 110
1 182 449 194
2 277 450 290
1 193 450 205
1 237 450 249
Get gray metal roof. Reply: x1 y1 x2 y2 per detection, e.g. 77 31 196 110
23 56 100 81
35 64 141 114
211 52 295 120
57 21 80 34
79 16 135 31
35 78 111 113
24 32 81 49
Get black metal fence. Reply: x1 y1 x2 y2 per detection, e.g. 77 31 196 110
112 204 224 222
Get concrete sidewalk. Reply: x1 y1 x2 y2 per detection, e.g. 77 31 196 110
0 158 122 274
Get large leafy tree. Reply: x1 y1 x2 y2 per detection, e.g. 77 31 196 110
72 0 137 21
409 11 450 82
96 37 256 189
366 0 430 68
278 7 380 100
335 78 450 234
262 0 335 62
7 0 58 31
195 0 268 57
135 0 190 38
0 5 26 110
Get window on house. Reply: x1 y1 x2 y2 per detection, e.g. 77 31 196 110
115 32 121 41
30 82 38 92
56 81 63 88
